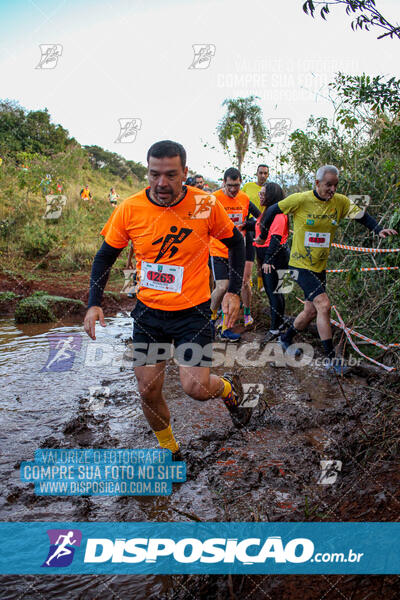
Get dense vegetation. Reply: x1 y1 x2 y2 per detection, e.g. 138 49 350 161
1 77 399 361
280 73 400 354
0 100 145 279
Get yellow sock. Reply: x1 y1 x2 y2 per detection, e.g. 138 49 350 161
257 276 263 290
154 424 179 453
220 377 232 398
211 309 218 320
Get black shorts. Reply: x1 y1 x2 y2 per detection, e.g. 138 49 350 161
210 255 229 281
245 231 255 262
289 267 326 301
131 299 213 366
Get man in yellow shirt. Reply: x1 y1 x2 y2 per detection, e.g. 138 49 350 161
256 165 397 375
242 164 269 289
242 164 269 210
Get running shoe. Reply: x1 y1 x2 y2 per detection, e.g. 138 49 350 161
278 336 302 358
172 448 184 461
324 358 351 376
260 329 280 348
221 372 253 428
220 329 241 343
244 314 254 327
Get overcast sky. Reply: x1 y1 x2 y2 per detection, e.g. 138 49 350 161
0 0 399 181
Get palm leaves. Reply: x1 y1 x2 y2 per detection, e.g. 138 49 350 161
217 96 267 171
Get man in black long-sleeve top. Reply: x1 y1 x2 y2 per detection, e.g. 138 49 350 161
83 140 252 458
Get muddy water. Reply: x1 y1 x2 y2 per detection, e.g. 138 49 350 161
0 315 363 598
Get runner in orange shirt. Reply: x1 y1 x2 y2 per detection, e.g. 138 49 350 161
209 168 254 341
84 141 253 458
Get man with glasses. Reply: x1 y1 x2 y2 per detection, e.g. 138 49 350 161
210 168 252 341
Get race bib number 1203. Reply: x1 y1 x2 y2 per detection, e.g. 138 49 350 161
140 262 184 293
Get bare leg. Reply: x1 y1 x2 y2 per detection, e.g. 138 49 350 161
312 293 332 340
211 279 229 312
134 362 168 431
293 300 317 331
179 366 224 401
293 294 331 340
241 261 253 309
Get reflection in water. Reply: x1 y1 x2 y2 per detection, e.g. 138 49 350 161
0 315 174 598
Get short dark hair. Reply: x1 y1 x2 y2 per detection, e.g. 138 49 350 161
257 164 269 172
194 174 203 180
147 140 186 169
223 167 241 182
262 182 284 208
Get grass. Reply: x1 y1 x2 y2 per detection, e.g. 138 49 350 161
14 292 85 323
0 169 142 281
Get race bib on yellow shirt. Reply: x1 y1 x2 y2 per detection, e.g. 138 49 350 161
304 231 331 248
140 262 184 293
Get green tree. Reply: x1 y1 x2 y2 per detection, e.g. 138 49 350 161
0 100 74 156
302 0 400 40
85 145 146 181
284 73 400 348
217 96 267 172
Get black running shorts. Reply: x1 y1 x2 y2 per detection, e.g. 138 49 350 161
245 231 255 262
131 299 213 366
289 267 327 301
210 255 229 281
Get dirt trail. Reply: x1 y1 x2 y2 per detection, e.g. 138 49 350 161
1 315 399 599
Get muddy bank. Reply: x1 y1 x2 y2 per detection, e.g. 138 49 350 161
0 271 134 318
0 313 399 598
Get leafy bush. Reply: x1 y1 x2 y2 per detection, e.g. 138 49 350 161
21 223 59 258
0 291 18 303
14 293 85 323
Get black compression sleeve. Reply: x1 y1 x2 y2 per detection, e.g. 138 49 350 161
259 203 283 240
244 218 256 232
220 227 245 294
248 201 261 218
355 211 382 234
88 241 123 308
264 235 282 263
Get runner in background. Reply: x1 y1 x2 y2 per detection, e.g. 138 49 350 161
193 174 205 190
80 185 92 203
209 168 251 341
126 242 136 298
84 141 252 459
242 164 269 290
108 187 119 207
256 164 397 374
242 183 289 347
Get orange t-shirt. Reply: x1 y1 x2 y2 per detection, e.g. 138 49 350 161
101 186 234 310
209 189 249 259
